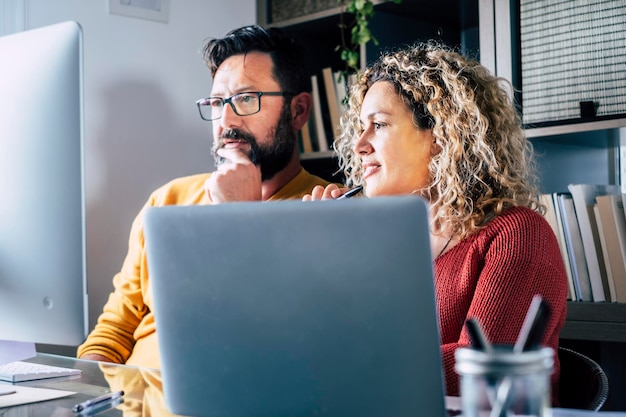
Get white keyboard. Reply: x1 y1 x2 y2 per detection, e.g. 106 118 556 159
0 361 81 382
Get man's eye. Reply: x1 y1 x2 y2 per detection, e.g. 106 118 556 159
209 99 223 108
236 94 254 104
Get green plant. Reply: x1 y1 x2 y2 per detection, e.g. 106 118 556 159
337 0 402 73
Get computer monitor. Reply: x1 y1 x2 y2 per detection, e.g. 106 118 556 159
0 21 87 362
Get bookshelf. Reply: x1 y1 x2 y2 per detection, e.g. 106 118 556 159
561 302 626 343
257 0 479 172
485 0 626 410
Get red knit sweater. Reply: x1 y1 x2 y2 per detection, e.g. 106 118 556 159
434 206 568 405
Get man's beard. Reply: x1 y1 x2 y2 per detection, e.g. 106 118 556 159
213 106 297 181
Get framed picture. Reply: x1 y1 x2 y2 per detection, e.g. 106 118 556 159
108 0 170 23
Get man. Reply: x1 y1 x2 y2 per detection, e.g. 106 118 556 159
77 25 333 368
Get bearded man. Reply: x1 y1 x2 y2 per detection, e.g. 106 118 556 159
78 25 332 367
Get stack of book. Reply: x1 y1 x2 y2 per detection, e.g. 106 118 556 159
541 184 626 303
299 67 351 155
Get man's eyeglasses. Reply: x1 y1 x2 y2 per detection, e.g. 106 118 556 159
195 91 294 121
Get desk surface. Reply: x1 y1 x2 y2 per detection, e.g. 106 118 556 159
0 353 175 416
1 354 625 416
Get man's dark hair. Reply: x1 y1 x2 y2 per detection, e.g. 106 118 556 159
202 25 311 94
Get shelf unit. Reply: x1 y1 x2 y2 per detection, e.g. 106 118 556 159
561 302 626 343
483 0 626 341
526 118 626 140
482 0 626 409
258 0 479 169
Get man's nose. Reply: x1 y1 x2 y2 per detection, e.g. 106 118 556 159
219 102 242 128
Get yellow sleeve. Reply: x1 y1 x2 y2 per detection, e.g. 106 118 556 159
76 201 151 363
77 173 210 363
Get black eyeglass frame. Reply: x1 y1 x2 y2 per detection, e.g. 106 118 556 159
195 91 295 121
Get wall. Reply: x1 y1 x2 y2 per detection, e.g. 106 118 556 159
19 0 255 346
533 129 619 194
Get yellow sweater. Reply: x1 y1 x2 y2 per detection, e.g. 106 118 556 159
77 169 332 369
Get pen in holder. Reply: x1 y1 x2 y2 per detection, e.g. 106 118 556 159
457 295 553 417
455 346 554 417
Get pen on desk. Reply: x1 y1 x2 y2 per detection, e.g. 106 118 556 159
336 185 363 200
72 390 124 413
77 397 124 416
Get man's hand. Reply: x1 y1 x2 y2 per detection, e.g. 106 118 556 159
205 148 262 203
79 353 115 363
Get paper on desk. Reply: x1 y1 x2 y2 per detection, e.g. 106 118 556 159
0 385 75 408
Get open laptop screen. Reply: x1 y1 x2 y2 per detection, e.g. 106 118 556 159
145 196 445 417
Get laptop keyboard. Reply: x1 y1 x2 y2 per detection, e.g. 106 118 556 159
0 361 81 382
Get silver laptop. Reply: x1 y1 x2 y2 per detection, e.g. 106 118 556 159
144 196 446 417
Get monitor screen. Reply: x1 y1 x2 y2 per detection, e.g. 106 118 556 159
0 21 87 354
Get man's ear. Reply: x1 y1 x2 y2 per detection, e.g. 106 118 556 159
290 92 313 130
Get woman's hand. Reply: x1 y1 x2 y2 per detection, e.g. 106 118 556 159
302 184 350 201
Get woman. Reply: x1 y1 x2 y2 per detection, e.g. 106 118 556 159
304 41 568 404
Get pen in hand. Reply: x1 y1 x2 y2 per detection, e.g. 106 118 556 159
72 390 124 413
336 185 363 200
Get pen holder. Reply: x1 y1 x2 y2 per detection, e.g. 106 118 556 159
455 346 554 417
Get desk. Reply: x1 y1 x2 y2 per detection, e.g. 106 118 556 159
2 354 625 416
0 353 175 416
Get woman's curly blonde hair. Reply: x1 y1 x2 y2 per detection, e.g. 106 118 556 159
335 41 542 239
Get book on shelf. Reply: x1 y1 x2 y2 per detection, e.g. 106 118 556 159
567 184 620 302
556 192 592 302
309 74 329 152
593 203 618 302
321 67 341 141
540 193 576 301
299 121 314 154
595 194 626 302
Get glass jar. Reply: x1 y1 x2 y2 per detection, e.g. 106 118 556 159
455 346 554 417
